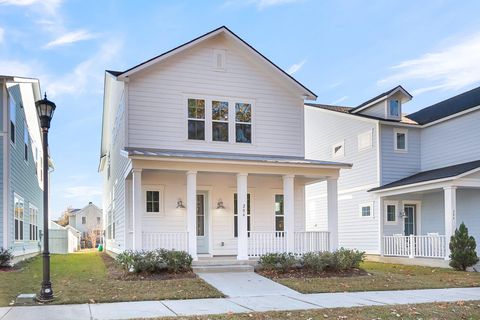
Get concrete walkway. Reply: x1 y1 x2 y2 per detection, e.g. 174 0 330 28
197 272 300 297
1 287 480 320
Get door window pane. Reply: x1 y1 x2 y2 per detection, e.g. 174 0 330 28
275 195 284 232
196 195 205 236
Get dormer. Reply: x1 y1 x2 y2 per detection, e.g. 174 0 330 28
349 85 412 121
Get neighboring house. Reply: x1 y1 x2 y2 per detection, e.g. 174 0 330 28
68 202 103 246
0 75 46 262
99 26 350 259
305 85 480 266
49 220 81 254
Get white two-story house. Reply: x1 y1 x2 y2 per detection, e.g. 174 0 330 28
68 202 103 246
305 85 480 266
99 26 350 261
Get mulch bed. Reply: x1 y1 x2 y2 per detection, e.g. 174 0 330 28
101 253 197 281
257 267 369 279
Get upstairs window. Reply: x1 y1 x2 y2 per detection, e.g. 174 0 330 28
14 194 24 241
187 99 205 140
394 128 408 152
235 103 251 143
24 121 29 161
9 94 16 144
275 194 284 232
234 193 251 237
29 205 38 241
212 101 229 142
82 216 86 224
388 99 400 117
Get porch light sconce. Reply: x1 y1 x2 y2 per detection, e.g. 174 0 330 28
216 199 225 210
176 199 185 209
400 211 407 218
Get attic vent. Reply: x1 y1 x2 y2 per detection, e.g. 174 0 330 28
213 49 226 71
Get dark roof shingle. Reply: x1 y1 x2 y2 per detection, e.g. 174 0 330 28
369 160 480 192
406 86 480 125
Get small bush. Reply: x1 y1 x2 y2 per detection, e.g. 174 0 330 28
301 249 365 273
449 222 479 271
116 249 192 274
258 252 298 272
158 249 193 273
302 251 334 272
0 248 13 268
332 248 365 271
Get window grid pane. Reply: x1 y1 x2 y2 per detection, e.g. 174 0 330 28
146 191 160 213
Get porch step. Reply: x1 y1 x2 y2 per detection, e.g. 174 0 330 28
192 264 254 273
193 259 256 267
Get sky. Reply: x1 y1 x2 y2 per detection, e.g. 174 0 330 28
1 0 480 218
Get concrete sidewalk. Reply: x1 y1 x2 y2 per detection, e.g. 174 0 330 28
1 287 480 320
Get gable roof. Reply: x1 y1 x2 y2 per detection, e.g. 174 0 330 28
110 26 317 100
406 86 480 125
369 160 480 192
349 85 412 114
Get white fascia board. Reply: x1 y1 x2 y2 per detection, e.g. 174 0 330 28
421 105 480 128
352 87 412 114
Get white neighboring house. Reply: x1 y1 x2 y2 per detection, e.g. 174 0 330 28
49 221 81 254
68 202 103 246
99 26 350 259
305 85 480 266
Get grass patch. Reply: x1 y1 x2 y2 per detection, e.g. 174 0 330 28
275 261 480 293
0 251 222 306
159 300 480 319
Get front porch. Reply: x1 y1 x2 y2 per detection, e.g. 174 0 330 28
121 149 348 260
372 161 480 263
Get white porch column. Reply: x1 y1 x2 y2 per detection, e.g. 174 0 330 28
132 169 143 250
237 173 248 260
283 175 295 253
186 171 198 260
327 177 339 251
444 186 457 260
377 197 384 256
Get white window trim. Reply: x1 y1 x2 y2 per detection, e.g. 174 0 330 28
393 128 408 153
332 140 345 158
29 204 39 241
359 202 373 218
184 95 255 145
212 49 226 71
14 193 24 242
358 129 373 151
386 99 401 120
143 185 165 216
384 200 399 225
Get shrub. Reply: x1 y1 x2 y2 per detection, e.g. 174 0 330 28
332 248 365 271
258 252 298 272
302 251 334 272
0 248 13 268
449 222 479 271
158 249 193 273
116 249 192 274
301 249 364 273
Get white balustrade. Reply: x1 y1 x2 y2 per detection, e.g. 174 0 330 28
383 234 447 259
294 231 330 254
142 232 188 251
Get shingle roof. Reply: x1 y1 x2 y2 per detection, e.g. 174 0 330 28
406 86 480 125
350 85 412 112
369 160 480 192
106 70 122 77
125 147 352 168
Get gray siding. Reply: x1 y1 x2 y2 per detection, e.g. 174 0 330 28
7 85 43 256
305 107 380 253
421 111 480 170
380 125 421 184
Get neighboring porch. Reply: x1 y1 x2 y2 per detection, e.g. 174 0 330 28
122 149 349 260
371 160 480 263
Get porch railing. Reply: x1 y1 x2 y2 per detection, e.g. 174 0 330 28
247 231 330 257
142 232 188 251
383 234 447 259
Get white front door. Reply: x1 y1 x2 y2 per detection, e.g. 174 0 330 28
196 193 209 254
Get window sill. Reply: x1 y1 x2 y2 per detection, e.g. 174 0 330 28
384 221 398 225
394 149 408 153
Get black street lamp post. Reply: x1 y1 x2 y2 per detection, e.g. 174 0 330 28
35 93 56 302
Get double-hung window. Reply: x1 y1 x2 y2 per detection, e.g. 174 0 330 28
275 194 284 232
24 121 29 161
29 205 38 241
235 103 252 143
9 94 16 144
394 128 408 152
385 202 398 224
233 193 251 237
212 101 229 142
187 99 205 140
14 194 24 241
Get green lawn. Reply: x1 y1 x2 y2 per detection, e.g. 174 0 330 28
159 301 480 320
0 251 222 306
276 261 480 293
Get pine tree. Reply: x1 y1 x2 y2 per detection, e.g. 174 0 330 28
449 222 479 271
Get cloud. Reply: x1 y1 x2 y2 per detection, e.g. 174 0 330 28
287 58 306 75
46 38 123 97
44 30 100 48
378 32 480 95
0 27 4 43
0 0 61 16
331 96 348 105
222 0 303 10
0 59 36 76
63 185 102 199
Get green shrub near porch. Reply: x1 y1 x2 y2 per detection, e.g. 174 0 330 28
116 249 193 273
